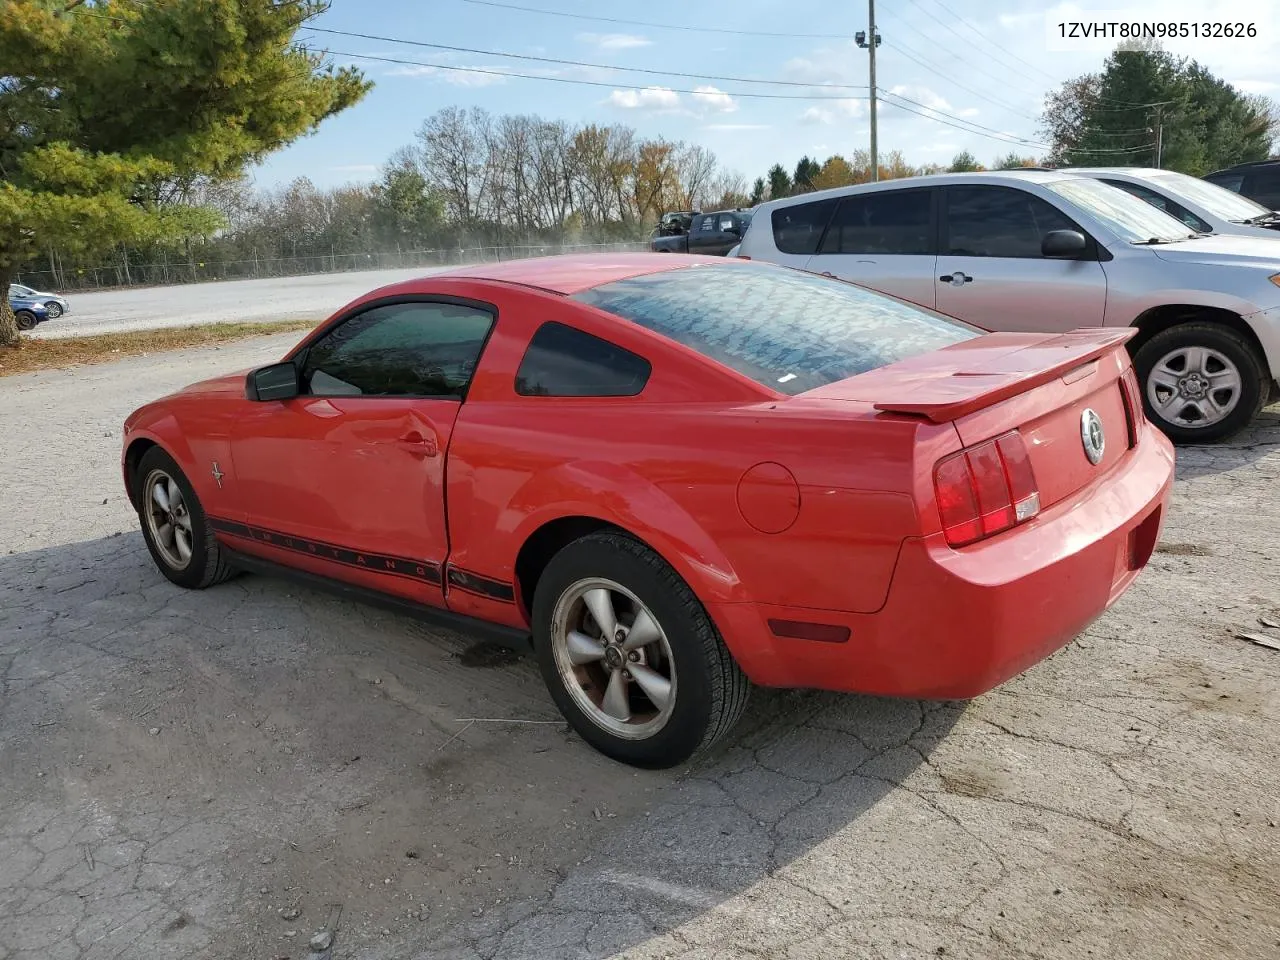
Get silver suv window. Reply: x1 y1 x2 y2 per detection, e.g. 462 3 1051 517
945 186 1080 258
1046 178 1194 243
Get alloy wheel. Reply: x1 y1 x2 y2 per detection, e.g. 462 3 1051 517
550 577 677 740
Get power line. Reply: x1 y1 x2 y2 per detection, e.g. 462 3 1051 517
307 46 1059 150
456 0 840 39
880 91 1047 147
882 99 1045 147
913 0 1059 86
307 26 868 90
882 38 1042 122
305 47 871 101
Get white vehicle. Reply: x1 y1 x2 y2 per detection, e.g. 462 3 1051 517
736 170 1280 443
1062 167 1280 239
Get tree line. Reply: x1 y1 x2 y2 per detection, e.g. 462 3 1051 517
19 109 1046 292
5 0 1275 324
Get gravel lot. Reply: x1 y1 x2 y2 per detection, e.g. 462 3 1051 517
27 269 444 339
1 336 1278 960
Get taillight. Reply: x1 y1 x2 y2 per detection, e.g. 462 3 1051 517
933 431 1040 547
1119 365 1145 446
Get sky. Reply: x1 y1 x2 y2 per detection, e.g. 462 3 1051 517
251 0 1280 191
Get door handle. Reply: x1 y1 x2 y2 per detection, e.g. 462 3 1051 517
397 431 438 457
939 272 973 286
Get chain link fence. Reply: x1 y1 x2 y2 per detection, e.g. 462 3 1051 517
15 240 651 293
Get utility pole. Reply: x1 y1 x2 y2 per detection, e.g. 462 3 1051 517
855 2 882 181
1153 104 1164 168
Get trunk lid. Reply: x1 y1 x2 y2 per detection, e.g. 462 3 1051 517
805 328 1140 510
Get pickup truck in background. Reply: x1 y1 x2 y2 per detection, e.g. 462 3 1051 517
650 209 753 255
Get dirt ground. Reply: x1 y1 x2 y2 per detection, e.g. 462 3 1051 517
1 334 1277 960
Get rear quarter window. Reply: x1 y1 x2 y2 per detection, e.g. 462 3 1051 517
515 321 651 397
572 262 976 396
771 198 837 255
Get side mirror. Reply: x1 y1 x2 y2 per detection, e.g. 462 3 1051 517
1042 229 1087 258
246 362 300 401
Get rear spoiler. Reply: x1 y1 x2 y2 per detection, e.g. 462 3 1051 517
870 328 1137 423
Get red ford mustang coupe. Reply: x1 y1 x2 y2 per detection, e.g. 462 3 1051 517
122 254 1174 767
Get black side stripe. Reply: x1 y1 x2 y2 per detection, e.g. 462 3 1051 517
446 566 517 603
207 517 442 585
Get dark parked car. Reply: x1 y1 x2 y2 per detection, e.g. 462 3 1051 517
651 209 752 255
9 295 51 331
1204 160 1280 210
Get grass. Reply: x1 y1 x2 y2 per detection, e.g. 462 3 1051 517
0 319 316 377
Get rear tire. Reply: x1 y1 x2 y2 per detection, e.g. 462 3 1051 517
531 532 749 768
1133 322 1267 444
134 447 236 589
14 311 37 331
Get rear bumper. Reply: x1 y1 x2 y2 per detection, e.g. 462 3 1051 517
710 422 1175 699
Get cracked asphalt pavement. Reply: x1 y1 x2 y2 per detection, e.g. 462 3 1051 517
2 334 1278 960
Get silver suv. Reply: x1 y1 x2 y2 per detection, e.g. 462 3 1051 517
736 170 1280 443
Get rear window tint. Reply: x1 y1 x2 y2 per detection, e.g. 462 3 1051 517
572 262 976 396
771 199 837 255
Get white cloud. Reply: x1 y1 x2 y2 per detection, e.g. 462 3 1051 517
387 64 510 86
691 85 737 114
706 123 770 131
889 84 953 113
799 99 863 125
607 86 681 110
1236 79 1279 94
577 32 652 51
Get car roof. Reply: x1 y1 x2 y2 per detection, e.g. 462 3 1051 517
751 169 1088 213
1063 167 1171 180
1207 159 1280 175
421 252 727 295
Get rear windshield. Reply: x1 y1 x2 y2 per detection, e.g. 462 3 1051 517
571 261 977 396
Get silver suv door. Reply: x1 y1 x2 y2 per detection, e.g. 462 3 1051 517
935 185 1107 333
804 187 938 309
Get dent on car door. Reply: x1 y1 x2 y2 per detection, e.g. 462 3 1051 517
934 185 1107 333
804 188 938 309
228 298 496 605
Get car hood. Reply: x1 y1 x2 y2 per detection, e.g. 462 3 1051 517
174 369 255 397
1149 233 1280 267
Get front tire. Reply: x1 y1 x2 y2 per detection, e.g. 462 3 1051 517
14 310 37 331
531 532 749 768
44 302 63 319
134 447 236 589
1133 322 1267 444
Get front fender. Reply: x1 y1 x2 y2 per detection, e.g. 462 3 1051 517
499 459 748 606
122 402 232 514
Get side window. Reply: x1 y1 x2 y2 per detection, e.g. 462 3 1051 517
771 198 837 255
515 321 651 397
300 301 493 398
819 189 933 255
1103 180 1210 232
718 215 736 231
696 215 716 233
1206 173 1244 193
945 186 1081 258
1245 170 1280 208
